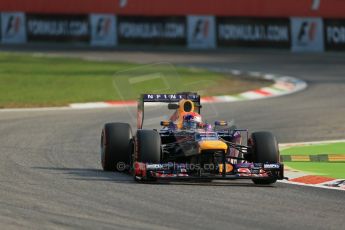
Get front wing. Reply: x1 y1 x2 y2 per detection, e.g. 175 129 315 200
133 162 286 181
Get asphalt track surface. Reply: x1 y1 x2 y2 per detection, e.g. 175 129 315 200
0 48 344 229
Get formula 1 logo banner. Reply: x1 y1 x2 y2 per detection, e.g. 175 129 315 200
90 14 117 46
324 19 345 51
26 14 89 42
291 17 324 52
118 16 186 45
1 12 26 44
217 17 290 48
187 16 216 49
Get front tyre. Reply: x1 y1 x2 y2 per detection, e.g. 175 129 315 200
134 130 161 182
136 130 161 163
250 131 279 185
101 123 132 171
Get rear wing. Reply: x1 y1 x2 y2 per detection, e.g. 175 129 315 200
137 93 201 129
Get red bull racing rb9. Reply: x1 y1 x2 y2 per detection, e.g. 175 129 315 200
100 92 286 184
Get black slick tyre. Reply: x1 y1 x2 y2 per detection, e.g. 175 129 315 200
134 130 161 182
136 130 161 163
250 131 279 185
101 123 132 171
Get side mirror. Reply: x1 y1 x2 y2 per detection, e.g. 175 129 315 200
168 103 179 110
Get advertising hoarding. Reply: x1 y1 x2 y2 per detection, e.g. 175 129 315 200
90 14 117 46
324 19 345 51
291 17 324 52
217 17 290 48
118 16 186 46
26 14 89 42
187 15 216 49
1 12 26 44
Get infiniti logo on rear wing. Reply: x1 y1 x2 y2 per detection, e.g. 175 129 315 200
143 94 199 102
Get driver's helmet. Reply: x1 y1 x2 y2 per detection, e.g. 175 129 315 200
183 112 202 130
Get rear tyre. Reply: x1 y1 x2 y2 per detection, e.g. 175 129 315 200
101 123 132 171
250 131 279 185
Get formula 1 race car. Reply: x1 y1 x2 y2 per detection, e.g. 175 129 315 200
100 92 286 184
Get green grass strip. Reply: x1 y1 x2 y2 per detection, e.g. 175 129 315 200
0 52 271 108
281 142 345 178
285 162 345 179
281 142 345 155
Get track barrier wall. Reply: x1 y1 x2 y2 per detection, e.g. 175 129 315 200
1 1 345 51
